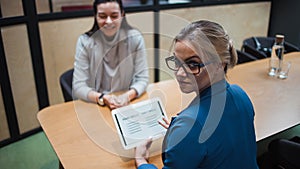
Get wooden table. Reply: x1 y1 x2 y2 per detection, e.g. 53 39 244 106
38 52 300 169
227 52 300 141
38 80 195 169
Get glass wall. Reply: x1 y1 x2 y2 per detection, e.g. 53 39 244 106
159 2 271 80
36 0 50 14
1 25 40 134
36 0 155 14
0 0 24 17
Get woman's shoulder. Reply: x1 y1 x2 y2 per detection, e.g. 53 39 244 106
76 32 100 47
126 28 143 40
227 83 254 111
228 83 249 98
78 33 89 40
123 28 145 49
77 33 92 44
79 31 102 40
127 28 142 35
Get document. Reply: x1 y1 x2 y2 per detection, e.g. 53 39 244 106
112 98 167 150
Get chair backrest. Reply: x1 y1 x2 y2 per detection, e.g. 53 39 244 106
59 69 74 102
236 50 258 64
242 37 273 57
284 41 300 53
242 36 300 59
241 44 268 59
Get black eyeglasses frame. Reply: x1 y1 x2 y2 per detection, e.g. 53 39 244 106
165 56 214 75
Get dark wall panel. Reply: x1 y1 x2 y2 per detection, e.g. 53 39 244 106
269 0 300 48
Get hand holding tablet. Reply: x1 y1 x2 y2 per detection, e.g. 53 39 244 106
111 98 168 150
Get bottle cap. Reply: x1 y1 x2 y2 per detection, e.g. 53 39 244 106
276 34 284 43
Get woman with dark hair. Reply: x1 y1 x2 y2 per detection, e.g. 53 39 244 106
135 20 258 169
86 0 132 36
73 0 149 109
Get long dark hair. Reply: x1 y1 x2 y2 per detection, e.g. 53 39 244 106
85 0 132 36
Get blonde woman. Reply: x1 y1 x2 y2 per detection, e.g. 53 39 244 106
135 20 258 169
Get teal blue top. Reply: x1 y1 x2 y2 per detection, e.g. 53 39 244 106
138 80 258 169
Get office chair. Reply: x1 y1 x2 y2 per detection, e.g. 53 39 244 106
241 36 300 59
259 136 300 169
236 49 258 64
59 68 74 102
268 136 300 169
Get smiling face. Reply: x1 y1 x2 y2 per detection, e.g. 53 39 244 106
174 40 215 94
96 2 123 37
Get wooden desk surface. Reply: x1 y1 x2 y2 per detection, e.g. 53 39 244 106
38 80 195 169
38 52 300 168
227 52 300 141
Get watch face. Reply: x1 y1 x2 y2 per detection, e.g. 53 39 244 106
98 97 105 106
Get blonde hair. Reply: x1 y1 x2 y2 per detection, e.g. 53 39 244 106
174 20 237 72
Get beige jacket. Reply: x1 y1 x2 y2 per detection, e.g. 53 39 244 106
73 29 149 101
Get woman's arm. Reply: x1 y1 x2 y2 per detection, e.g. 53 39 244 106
135 116 206 169
135 138 158 169
163 116 206 168
73 35 97 102
129 30 149 97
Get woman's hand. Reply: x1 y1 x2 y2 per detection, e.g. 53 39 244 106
114 93 130 107
103 94 118 109
158 117 170 129
104 89 138 109
103 94 119 109
103 93 130 109
135 138 153 167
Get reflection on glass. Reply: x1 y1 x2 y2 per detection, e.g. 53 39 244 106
123 0 153 7
160 0 191 5
51 0 93 13
0 0 24 17
41 0 155 13
51 0 154 12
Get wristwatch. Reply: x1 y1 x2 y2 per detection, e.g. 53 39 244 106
97 93 105 106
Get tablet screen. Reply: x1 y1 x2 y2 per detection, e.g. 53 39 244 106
112 98 167 150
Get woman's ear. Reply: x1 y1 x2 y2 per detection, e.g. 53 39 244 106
215 63 224 71
214 63 226 76
221 63 227 69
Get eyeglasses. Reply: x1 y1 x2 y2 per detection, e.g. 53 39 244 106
165 56 213 75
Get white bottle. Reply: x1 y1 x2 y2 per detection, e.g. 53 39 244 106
268 35 284 77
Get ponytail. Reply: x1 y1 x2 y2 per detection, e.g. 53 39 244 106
227 39 238 69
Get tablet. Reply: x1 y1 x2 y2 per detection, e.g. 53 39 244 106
111 97 168 150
